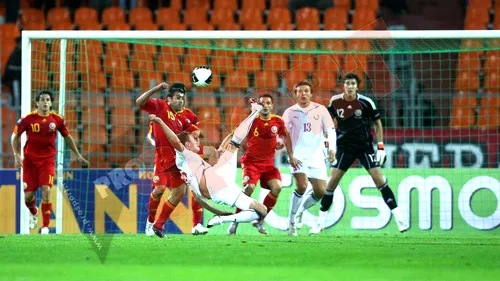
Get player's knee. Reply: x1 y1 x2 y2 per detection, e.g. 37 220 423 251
250 200 267 218
270 186 281 197
41 185 51 200
243 184 255 196
24 192 34 202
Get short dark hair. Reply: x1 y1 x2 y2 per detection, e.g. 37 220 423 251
293 79 314 94
177 131 191 145
167 83 187 98
343 73 362 86
259 94 274 103
35 90 54 102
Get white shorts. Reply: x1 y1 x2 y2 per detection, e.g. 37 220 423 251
291 160 328 181
211 183 254 210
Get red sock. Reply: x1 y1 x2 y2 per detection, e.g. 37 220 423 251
191 192 203 227
234 208 242 214
25 197 37 215
153 200 177 229
41 200 52 227
148 193 161 223
263 193 278 216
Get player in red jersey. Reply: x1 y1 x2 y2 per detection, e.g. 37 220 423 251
225 94 299 235
137 82 200 238
11 90 90 234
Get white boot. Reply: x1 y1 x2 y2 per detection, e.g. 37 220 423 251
145 220 154 236
192 223 209 235
392 207 409 232
310 210 327 234
40 227 49 234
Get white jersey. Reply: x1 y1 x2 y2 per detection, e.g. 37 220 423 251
175 148 209 199
282 102 334 167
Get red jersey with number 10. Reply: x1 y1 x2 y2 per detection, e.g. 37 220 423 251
13 110 69 160
241 115 287 165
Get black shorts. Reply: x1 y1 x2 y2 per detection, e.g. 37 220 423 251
331 146 380 171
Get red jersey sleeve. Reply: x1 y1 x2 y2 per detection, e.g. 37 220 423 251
13 116 28 136
56 114 70 137
140 98 163 115
277 117 287 137
183 108 199 125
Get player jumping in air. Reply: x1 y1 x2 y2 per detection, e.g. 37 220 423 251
137 82 197 238
149 99 268 228
310 73 409 234
225 94 299 235
11 90 90 234
283 80 337 236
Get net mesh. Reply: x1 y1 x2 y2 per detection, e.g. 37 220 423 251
25 37 500 235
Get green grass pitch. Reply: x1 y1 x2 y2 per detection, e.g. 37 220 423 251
1 233 499 281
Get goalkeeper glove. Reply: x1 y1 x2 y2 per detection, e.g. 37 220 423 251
376 142 386 166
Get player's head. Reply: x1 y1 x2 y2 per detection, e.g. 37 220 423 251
343 73 361 97
258 94 274 117
167 82 186 112
186 124 204 143
35 90 54 112
293 80 313 107
178 131 200 153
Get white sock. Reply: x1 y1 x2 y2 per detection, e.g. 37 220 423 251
220 210 260 223
230 110 260 145
289 190 303 224
298 191 320 214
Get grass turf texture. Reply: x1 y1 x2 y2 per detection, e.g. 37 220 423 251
0 233 499 281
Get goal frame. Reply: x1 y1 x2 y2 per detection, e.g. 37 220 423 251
19 30 500 234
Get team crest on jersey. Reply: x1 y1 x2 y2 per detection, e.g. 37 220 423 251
271 125 278 134
153 176 159 183
355 109 363 117
49 122 56 131
23 182 27 189
313 114 319 120
243 176 249 183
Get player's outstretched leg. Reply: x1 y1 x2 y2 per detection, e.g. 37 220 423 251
25 195 38 229
191 193 208 235
229 99 263 147
207 199 267 228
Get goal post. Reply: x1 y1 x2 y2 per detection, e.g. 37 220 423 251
20 30 500 235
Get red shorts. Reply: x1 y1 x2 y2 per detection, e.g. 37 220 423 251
241 162 281 189
23 157 55 192
152 163 185 189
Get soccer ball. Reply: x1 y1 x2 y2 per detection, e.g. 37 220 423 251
191 66 213 87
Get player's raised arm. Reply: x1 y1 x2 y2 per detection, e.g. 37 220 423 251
136 82 168 108
149 114 184 152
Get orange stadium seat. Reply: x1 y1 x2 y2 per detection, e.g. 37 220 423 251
103 55 128 75
214 0 238 11
168 0 183 10
214 39 238 57
271 0 289 9
237 53 262 73
156 7 180 26
449 93 477 128
63 109 78 132
163 22 187 30
241 39 265 50
74 7 98 26
81 94 105 108
254 70 279 89
51 22 74 30
484 51 500 74
454 71 480 92
52 71 78 91
243 22 267 30
102 7 126 26
82 107 106 127
464 22 486 30
457 53 481 73
81 142 107 166
110 107 136 127
295 39 318 51
110 71 135 92
225 71 250 92
343 54 369 73
311 71 338 92
206 72 222 90
356 0 380 10
211 9 234 26
196 106 222 122
223 106 249 131
218 22 241 30
78 54 102 73
465 7 490 26
21 8 45 24
352 8 377 29
211 56 235 74
270 22 293 30
32 70 49 91
78 22 102 30
82 72 107 92
1 40 16 73
290 54 315 73
242 0 266 11
334 0 352 9
268 39 291 51
478 95 500 129
197 123 222 145
264 53 288 73
50 40 76 62
0 24 20 41
80 40 103 57
47 7 71 26
130 52 155 75
106 41 130 58
23 22 46 30
184 8 208 25
135 22 159 30
190 23 214 30
324 8 349 26
138 72 164 92
82 128 108 148
239 8 263 26
186 0 211 10
32 41 48 67
192 94 217 107
282 70 308 90
295 7 320 27
157 53 182 73
134 43 157 57
167 71 192 89
347 39 371 52
160 40 185 56
484 71 500 93
183 55 208 72
222 95 248 112
297 22 319 30
317 54 341 74
468 0 492 9
107 143 134 165
267 8 292 26
130 7 153 26
1 104 16 127
324 22 346 30
107 22 130 30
